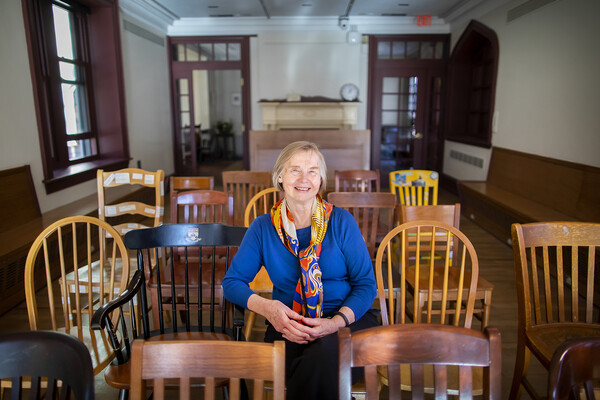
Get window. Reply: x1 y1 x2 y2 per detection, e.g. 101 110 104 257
22 0 129 193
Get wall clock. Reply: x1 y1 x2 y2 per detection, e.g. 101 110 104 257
340 83 359 102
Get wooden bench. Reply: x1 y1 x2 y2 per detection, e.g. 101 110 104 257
457 147 600 246
0 165 157 316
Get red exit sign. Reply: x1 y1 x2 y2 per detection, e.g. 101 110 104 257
417 15 432 26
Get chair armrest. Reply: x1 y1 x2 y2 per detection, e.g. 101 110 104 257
91 270 143 330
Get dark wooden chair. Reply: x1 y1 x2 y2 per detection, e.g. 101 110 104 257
169 176 215 222
334 169 380 192
0 330 94 399
171 189 234 225
92 223 247 399
338 324 502 399
130 339 285 400
510 222 600 400
548 337 600 400
327 191 396 259
222 170 272 226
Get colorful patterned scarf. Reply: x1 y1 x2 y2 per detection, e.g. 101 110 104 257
271 195 333 318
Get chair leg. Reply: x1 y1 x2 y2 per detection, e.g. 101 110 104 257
118 388 128 400
245 311 257 340
509 340 530 400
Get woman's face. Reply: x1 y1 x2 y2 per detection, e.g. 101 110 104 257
280 150 322 206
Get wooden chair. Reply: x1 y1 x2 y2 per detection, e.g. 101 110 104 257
334 169 380 192
375 220 481 394
389 169 439 206
91 223 247 398
24 216 129 376
509 222 600 400
130 339 285 400
169 176 215 221
222 170 272 226
338 324 502 399
400 204 495 330
243 187 283 340
547 337 600 400
171 190 234 225
98 168 165 235
0 330 94 400
327 191 396 259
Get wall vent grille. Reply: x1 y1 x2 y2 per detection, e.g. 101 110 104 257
449 150 484 168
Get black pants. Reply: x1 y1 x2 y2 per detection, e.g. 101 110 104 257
264 309 380 400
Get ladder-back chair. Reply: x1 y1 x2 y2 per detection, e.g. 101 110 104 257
509 222 600 400
222 171 272 226
24 216 129 376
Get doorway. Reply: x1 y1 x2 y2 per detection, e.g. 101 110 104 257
169 36 251 176
368 35 448 188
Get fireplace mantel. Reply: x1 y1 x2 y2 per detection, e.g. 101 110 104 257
259 101 358 130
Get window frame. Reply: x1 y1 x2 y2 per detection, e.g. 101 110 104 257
22 0 129 193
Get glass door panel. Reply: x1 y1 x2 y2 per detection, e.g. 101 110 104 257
175 77 196 175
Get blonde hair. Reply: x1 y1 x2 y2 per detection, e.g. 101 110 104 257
272 141 327 192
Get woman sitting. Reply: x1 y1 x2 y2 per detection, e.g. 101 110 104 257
223 141 379 399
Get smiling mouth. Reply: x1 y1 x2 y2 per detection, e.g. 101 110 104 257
295 186 311 191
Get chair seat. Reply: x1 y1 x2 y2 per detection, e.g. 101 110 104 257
526 323 600 367
105 331 231 390
57 326 115 375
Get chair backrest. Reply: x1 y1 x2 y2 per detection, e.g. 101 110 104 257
122 223 247 337
171 189 234 225
338 324 502 400
222 171 272 226
97 168 165 235
24 216 129 374
375 220 479 327
334 169 380 192
399 203 461 228
547 337 600 400
243 187 282 228
511 222 600 330
169 176 215 218
0 330 95 400
327 191 396 259
130 339 285 400
389 170 439 206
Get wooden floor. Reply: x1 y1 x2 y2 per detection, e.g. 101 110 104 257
0 186 549 399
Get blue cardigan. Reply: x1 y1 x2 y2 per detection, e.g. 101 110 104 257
222 207 377 320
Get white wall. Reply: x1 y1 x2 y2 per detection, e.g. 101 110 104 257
251 31 368 130
443 0 600 181
120 15 174 175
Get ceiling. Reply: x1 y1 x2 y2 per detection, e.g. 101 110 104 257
122 0 513 34
149 0 472 20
